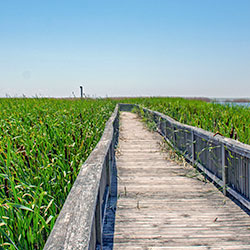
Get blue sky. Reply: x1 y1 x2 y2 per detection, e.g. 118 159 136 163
0 0 250 97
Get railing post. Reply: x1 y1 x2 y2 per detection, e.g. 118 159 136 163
222 144 227 195
107 149 111 186
172 125 176 146
191 130 195 165
106 147 112 198
161 119 166 137
248 161 250 199
157 116 161 130
95 191 103 249
111 136 115 167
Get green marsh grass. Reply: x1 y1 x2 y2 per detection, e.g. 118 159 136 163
1 96 249 249
0 98 115 249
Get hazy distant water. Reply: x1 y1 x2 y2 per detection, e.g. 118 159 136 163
216 102 250 108
234 102 250 107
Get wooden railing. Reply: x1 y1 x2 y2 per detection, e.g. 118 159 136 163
134 104 250 210
44 105 119 250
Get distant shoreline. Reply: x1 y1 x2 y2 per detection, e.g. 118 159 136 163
0 96 249 103
224 98 250 103
183 97 250 103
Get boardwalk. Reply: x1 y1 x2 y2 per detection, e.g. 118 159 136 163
113 112 250 250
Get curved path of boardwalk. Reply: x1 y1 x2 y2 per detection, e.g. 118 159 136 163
113 112 250 250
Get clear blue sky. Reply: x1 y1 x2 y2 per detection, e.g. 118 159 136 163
0 0 250 98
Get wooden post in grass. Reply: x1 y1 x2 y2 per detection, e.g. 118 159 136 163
80 86 83 98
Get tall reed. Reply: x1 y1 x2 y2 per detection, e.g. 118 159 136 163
0 98 116 249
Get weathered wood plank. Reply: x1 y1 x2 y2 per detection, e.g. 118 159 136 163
113 112 250 249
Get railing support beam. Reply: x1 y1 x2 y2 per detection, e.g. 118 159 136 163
222 144 227 196
191 130 195 165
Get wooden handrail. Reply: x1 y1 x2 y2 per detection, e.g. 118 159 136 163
44 105 119 250
134 104 250 210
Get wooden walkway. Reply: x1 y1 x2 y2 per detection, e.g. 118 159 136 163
113 112 250 250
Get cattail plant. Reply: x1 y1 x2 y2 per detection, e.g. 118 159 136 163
0 98 116 249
